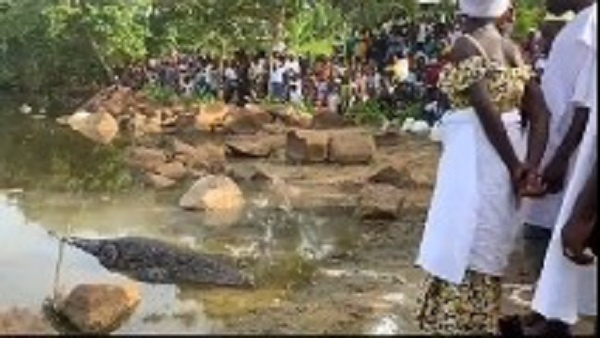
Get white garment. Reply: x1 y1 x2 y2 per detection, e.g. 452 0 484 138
416 109 526 284
269 66 286 84
521 4 597 229
532 6 597 322
285 60 301 75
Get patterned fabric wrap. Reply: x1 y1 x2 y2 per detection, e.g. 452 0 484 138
416 270 502 335
438 56 532 113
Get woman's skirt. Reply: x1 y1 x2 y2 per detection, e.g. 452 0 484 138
416 270 502 335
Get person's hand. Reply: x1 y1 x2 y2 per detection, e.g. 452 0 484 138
510 162 528 205
543 158 569 194
519 169 547 197
561 215 595 266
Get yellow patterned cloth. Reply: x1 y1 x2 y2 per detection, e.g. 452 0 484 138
438 56 532 113
416 270 502 335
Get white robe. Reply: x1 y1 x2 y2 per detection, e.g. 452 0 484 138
532 5 597 322
416 108 526 284
521 4 597 229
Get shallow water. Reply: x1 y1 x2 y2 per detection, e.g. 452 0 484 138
0 187 363 334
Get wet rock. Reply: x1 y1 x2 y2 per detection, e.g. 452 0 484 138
195 102 230 131
368 165 416 189
155 161 187 180
312 111 347 129
286 130 329 163
144 173 177 189
328 132 376 165
126 147 167 172
57 284 140 334
358 184 404 220
68 111 119 144
374 131 401 147
226 136 276 158
179 175 245 211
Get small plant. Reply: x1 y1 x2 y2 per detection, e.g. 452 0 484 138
346 99 389 126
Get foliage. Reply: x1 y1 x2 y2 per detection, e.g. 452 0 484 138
346 99 388 126
513 1 545 41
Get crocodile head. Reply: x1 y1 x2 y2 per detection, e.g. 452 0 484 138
65 237 119 267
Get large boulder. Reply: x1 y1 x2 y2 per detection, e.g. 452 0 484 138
311 111 347 129
358 184 404 220
57 284 140 334
286 130 329 163
226 136 276 158
195 102 230 131
328 132 376 164
126 147 167 172
368 165 416 189
224 106 274 134
68 111 119 144
179 175 245 211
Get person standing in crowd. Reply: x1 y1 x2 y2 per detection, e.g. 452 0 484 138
415 0 549 334
528 0 597 334
517 12 575 312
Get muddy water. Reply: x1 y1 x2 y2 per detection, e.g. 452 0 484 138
1 186 367 334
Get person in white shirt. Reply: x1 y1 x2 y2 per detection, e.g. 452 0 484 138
527 0 597 334
269 57 287 101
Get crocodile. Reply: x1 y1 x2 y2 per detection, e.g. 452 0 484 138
60 236 253 288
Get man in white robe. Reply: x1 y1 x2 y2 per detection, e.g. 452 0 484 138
531 0 597 333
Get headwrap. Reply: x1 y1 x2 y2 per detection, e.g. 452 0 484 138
459 0 511 18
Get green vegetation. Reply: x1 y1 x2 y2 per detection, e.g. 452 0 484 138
0 0 423 95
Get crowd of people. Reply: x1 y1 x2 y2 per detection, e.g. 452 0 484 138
416 0 597 336
118 13 460 125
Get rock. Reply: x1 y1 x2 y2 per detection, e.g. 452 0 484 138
312 111 347 129
155 161 187 180
226 136 275 158
58 284 140 334
263 123 287 135
328 132 376 164
227 165 273 184
179 143 227 173
144 173 177 189
224 106 274 134
358 184 404 220
374 131 401 147
368 165 416 189
127 147 167 172
68 111 119 144
179 175 245 211
172 138 197 156
195 102 230 131
286 130 329 163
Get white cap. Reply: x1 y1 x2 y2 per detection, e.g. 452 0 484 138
459 0 510 18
